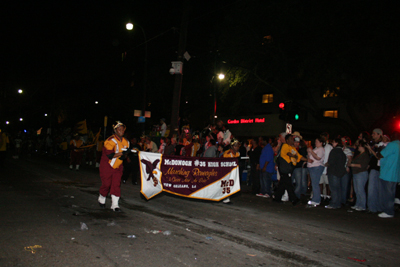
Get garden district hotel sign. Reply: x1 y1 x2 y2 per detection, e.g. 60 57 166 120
139 152 240 201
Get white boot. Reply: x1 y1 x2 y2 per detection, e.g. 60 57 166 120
98 194 106 208
76 165 80 171
111 195 121 212
222 197 231 204
281 190 289 202
69 165 73 170
95 162 100 168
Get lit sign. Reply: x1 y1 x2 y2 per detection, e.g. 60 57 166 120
227 118 265 124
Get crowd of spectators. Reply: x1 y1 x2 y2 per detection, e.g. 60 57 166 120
2 121 399 218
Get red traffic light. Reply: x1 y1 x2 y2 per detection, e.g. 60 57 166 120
279 103 285 109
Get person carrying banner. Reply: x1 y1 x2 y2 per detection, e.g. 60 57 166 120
98 121 130 212
221 139 241 204
69 133 83 171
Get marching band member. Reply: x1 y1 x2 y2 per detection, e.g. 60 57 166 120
69 133 83 171
98 121 130 212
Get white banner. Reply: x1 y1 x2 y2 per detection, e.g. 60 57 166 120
139 152 240 201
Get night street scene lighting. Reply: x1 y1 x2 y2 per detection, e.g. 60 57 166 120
2 2 400 266
3 1 398 137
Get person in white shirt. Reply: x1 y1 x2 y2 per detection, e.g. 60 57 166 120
159 118 167 137
320 132 332 203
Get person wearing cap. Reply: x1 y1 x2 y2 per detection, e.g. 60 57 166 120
221 139 241 204
365 128 385 213
292 131 302 141
160 118 167 137
274 134 306 205
98 121 130 212
69 133 83 171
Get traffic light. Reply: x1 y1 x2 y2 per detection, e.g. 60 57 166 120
278 101 305 122
279 102 287 121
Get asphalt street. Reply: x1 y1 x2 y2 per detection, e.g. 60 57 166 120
1 154 399 267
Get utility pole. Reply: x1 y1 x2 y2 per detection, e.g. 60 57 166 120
169 0 191 137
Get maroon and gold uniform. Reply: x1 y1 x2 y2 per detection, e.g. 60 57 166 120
69 138 83 169
99 135 129 198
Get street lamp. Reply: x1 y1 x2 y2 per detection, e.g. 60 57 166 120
126 22 148 133
126 23 133 30
18 89 23 94
213 73 225 124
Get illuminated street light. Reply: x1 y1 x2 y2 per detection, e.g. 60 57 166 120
95 101 99 104
126 22 147 132
44 114 48 116
126 23 133 30
6 121 9 125
19 118 23 121
18 89 23 94
213 73 225 123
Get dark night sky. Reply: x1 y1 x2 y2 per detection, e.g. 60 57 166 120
2 0 232 131
2 0 399 135
3 1 182 94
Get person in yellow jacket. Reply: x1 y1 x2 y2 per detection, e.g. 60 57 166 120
98 122 130 212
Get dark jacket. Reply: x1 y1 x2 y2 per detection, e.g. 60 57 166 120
249 146 262 166
327 147 347 178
